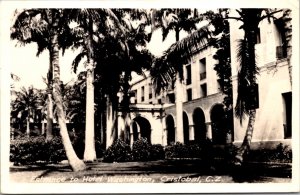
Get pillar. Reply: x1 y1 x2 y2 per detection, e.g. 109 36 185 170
189 125 195 142
106 99 113 149
206 122 212 140
162 128 168 146
129 123 134 148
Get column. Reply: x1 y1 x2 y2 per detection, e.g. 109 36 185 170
189 125 195 142
206 122 212 140
137 123 141 139
129 123 134 148
106 99 113 149
162 128 168 146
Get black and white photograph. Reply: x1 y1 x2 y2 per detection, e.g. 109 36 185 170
0 0 299 193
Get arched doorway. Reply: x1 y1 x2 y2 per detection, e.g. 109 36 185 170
132 116 151 143
193 108 206 142
210 104 227 144
183 112 189 144
166 115 175 145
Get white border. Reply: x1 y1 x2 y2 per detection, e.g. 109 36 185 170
1 0 299 193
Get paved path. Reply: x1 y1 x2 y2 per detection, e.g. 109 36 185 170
10 160 292 183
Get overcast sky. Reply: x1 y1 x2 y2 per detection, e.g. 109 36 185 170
4 8 184 90
2 1 294 91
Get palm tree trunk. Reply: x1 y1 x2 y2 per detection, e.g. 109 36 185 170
83 19 97 162
175 28 184 143
234 109 256 165
83 61 96 161
41 120 45 135
26 116 30 137
46 93 53 141
50 24 86 171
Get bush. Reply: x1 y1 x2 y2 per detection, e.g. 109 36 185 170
10 136 66 165
71 131 104 159
150 144 165 160
164 140 215 159
48 136 67 163
165 142 196 159
132 138 151 161
103 139 132 162
247 143 292 163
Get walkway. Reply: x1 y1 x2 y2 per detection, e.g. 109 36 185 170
10 159 292 183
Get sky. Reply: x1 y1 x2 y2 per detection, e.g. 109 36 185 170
3 7 181 91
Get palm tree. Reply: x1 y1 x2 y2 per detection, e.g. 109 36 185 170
70 9 151 153
41 75 54 141
11 86 40 137
11 9 86 171
69 8 125 162
10 73 20 89
149 9 210 143
10 9 77 142
227 9 284 165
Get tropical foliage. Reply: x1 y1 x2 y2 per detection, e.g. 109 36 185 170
11 86 42 136
11 8 87 171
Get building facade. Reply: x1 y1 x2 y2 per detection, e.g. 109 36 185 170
107 10 292 149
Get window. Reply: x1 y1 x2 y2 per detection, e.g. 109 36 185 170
149 84 153 99
275 19 288 59
141 86 145 102
199 58 206 80
200 83 207 97
255 28 261 44
186 64 191 85
131 90 137 104
167 93 175 103
282 92 292 139
187 89 192 101
158 99 162 104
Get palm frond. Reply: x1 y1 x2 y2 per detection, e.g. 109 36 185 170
72 52 87 73
151 25 210 94
234 39 259 123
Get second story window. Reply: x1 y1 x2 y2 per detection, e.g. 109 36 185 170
141 86 145 102
149 83 153 99
275 19 288 59
255 27 261 44
187 89 192 101
200 83 207 97
167 93 175 103
186 64 191 85
158 98 162 104
199 58 206 80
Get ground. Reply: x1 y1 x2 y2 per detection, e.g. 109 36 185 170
10 159 292 183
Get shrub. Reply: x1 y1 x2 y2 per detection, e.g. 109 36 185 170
165 140 215 159
10 136 66 165
48 136 67 163
246 143 292 163
103 139 132 162
150 144 165 160
71 131 104 159
132 138 151 161
165 142 192 159
95 138 105 158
